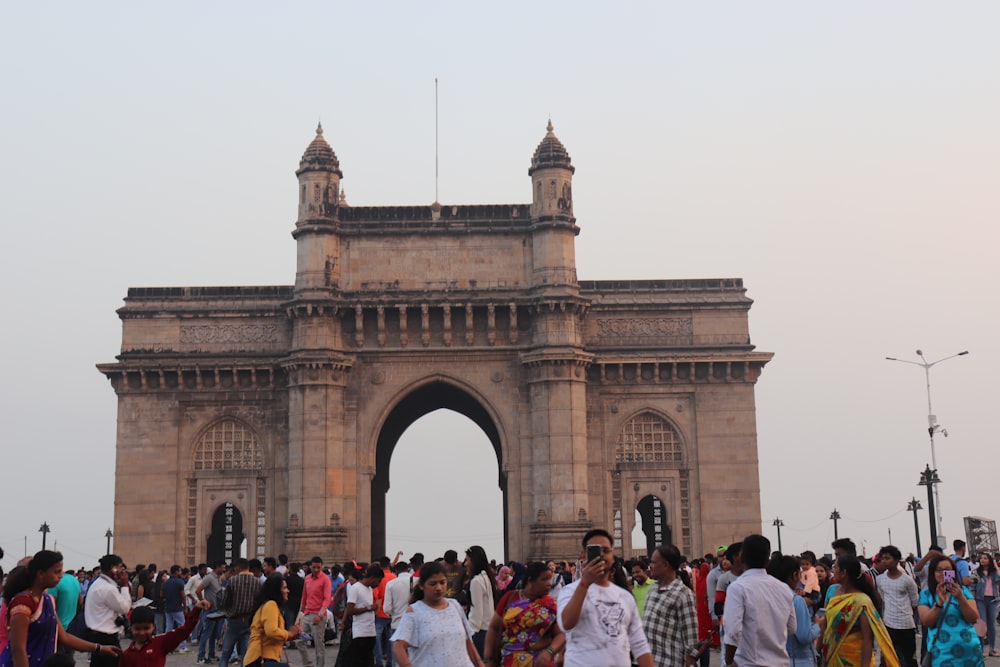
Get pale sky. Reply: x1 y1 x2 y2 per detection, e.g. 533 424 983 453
1 2 997 570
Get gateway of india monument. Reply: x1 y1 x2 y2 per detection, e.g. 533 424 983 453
99 121 772 565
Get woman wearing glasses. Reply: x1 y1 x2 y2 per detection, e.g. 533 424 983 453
917 555 982 667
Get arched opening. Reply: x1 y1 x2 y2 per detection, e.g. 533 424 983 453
372 381 506 560
634 495 671 557
207 502 244 563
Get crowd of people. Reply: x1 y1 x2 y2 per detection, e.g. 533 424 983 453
1 534 998 667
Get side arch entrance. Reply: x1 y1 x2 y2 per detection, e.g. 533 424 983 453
371 381 507 559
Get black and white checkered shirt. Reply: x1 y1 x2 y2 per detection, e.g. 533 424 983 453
641 577 700 667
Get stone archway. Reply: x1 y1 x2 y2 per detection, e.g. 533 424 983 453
371 380 507 559
100 123 772 565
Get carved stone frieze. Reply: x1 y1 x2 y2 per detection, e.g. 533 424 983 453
181 324 280 345
594 317 693 344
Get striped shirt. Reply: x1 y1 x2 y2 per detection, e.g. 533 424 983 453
876 570 918 630
221 572 262 618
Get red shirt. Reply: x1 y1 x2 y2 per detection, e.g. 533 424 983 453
301 572 332 615
119 607 201 667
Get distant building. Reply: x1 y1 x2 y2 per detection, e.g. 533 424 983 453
99 122 772 565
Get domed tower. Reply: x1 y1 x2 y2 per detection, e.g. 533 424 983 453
529 119 575 221
528 120 579 289
293 123 343 294
296 122 342 223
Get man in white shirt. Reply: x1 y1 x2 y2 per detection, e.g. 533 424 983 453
876 546 919 667
83 554 133 667
343 565 383 666
722 534 795 667
557 529 653 667
382 562 413 667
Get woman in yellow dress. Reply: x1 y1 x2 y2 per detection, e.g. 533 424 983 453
818 556 899 667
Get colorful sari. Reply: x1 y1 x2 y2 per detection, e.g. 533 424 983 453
820 592 899 667
498 591 558 666
0 593 59 667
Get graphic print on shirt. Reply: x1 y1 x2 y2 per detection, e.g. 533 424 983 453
595 600 625 637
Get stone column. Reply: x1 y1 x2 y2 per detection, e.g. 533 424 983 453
522 346 593 561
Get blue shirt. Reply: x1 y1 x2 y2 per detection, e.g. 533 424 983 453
950 555 971 582
162 575 187 613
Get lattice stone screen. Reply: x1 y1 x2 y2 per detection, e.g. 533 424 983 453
194 419 264 470
615 412 683 464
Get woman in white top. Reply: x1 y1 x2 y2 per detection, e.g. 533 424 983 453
391 562 484 667
465 546 498 657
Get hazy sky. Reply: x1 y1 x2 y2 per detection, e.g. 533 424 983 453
2 2 997 570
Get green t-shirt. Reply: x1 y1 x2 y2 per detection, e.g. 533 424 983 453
632 578 655 617
48 573 82 629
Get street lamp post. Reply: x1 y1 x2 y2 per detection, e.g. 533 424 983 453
886 349 968 544
907 497 923 555
830 509 841 541
918 465 941 548
38 522 50 550
105 529 113 556
773 517 784 553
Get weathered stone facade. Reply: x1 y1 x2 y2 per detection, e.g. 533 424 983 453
99 122 771 566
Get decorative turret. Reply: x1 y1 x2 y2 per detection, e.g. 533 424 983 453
529 120 574 221
293 124 344 293
296 123 343 223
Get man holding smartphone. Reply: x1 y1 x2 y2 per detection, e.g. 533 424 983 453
557 529 653 667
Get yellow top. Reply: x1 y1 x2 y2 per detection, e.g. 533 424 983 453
243 600 289 665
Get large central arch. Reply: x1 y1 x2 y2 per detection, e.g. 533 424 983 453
370 380 508 559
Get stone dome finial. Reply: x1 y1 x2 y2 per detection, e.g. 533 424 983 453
529 119 574 176
297 123 343 177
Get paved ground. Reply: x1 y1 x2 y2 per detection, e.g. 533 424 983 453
71 638 1000 667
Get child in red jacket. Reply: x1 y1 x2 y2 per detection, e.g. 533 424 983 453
119 600 210 667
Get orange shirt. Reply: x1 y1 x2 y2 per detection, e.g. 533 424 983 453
373 568 396 619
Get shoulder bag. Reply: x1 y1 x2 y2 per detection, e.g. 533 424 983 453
920 596 952 667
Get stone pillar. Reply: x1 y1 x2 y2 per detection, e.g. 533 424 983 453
282 356 352 561
522 350 593 561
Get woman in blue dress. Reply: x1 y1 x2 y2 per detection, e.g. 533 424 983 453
917 555 983 667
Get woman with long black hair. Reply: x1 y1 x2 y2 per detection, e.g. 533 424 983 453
464 546 497 657
974 553 1000 657
243 574 300 667
819 555 899 667
391 562 484 667
0 551 121 667
918 555 983 667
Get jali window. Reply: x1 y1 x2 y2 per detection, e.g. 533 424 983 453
194 419 264 471
615 412 683 464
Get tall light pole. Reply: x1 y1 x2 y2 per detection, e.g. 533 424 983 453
886 349 968 544
830 509 841 541
105 529 114 556
38 522 50 550
772 517 784 553
907 497 922 555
